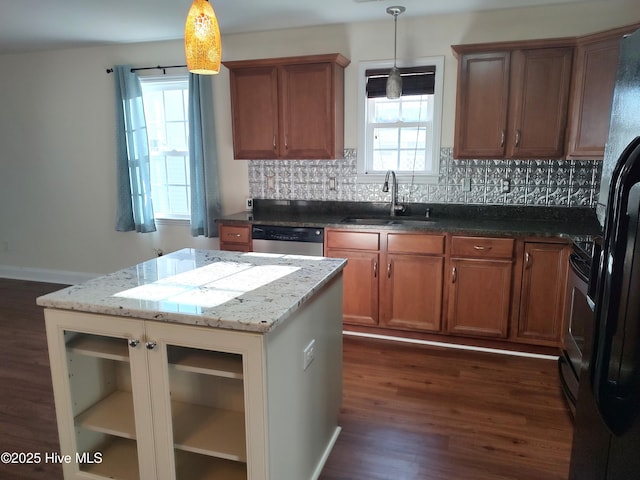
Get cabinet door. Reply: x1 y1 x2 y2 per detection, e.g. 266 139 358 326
146 322 264 480
566 36 621 159
325 248 379 326
279 62 337 159
44 309 156 480
229 66 279 159
507 47 573 158
517 242 568 346
381 253 443 332
447 258 512 338
454 52 511 158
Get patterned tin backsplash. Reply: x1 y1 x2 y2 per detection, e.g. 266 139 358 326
248 148 602 207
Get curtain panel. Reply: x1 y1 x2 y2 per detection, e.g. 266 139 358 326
188 74 222 237
113 65 156 233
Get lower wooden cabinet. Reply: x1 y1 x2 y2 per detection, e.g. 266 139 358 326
380 233 445 332
219 223 252 252
325 230 445 332
326 247 379 326
325 228 570 348
446 236 514 338
516 241 569 345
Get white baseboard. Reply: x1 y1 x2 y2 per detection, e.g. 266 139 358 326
0 265 99 285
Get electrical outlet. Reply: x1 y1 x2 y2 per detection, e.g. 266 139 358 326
245 197 253 211
463 177 472 192
328 176 336 191
501 178 511 193
303 339 316 371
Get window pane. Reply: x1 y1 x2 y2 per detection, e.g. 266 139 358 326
140 77 190 218
164 90 186 122
372 100 400 123
166 156 187 185
373 128 399 149
372 150 398 171
401 96 431 122
150 156 167 185
168 186 189 214
400 127 426 149
399 150 425 170
152 186 169 213
166 122 187 151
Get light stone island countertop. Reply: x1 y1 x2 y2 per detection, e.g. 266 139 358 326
36 248 347 333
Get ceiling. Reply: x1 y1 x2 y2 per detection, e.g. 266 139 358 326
0 0 595 55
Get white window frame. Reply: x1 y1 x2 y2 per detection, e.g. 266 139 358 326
139 73 191 223
357 56 444 185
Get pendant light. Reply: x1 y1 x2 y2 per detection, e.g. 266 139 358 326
184 0 221 75
385 6 405 99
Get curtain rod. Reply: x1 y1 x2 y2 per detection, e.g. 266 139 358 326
106 64 187 74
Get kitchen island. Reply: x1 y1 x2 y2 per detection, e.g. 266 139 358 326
37 248 346 480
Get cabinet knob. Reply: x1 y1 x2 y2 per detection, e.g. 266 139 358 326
451 266 457 283
500 130 505 148
373 261 378 278
387 263 392 278
515 129 521 147
128 339 140 348
525 252 531 268
146 341 157 350
473 245 491 251
272 135 276 150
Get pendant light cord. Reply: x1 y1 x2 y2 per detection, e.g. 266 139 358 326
393 12 398 68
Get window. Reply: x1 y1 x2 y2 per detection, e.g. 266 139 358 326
357 57 444 183
140 76 190 220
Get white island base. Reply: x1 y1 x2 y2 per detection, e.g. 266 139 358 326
39 249 345 480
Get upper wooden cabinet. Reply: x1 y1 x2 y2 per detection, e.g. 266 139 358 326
224 54 350 160
453 41 573 159
566 24 640 160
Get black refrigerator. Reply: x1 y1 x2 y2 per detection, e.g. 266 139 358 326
569 28 640 479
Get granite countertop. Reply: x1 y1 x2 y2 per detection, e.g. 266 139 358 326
36 248 346 333
218 200 602 241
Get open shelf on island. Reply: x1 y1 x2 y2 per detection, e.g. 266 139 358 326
75 390 136 439
67 334 130 362
172 400 246 462
175 450 247 480
75 391 247 463
80 437 139 480
168 346 243 379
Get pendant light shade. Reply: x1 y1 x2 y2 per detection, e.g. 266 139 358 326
184 0 221 75
385 6 405 99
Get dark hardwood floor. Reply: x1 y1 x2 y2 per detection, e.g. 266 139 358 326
0 279 573 480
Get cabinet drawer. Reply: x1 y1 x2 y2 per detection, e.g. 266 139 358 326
451 236 514 259
325 230 379 250
219 225 251 244
387 233 445 255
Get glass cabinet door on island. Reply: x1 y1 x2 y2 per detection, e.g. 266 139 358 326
45 309 266 480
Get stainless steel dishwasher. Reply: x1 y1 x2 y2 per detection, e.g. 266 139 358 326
251 225 324 256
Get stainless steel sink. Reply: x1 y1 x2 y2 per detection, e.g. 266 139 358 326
388 219 436 226
340 217 395 225
340 216 434 226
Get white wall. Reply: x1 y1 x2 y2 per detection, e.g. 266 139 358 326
0 0 637 281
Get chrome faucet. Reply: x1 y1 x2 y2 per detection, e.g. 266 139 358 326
382 170 406 216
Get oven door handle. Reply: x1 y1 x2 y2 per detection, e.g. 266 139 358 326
558 355 577 406
569 252 590 284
